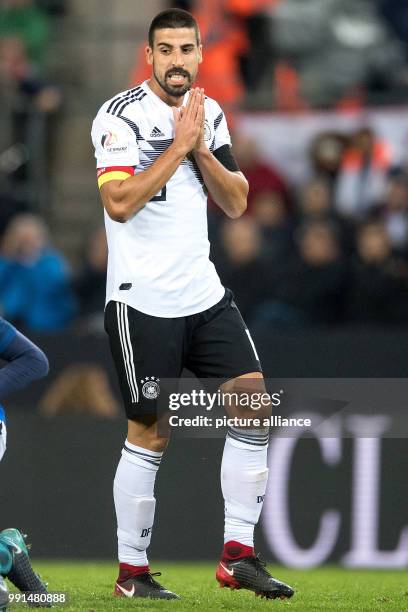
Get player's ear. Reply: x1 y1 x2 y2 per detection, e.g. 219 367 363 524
146 45 153 66
198 44 203 64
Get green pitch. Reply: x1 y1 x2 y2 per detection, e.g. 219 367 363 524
11 561 407 611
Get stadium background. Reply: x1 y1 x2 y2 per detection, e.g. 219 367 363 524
0 0 407 571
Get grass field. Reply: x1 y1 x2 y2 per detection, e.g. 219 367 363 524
7 562 408 611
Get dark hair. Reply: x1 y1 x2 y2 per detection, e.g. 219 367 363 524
148 8 200 47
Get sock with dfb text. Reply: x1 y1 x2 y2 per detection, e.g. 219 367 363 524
221 427 269 549
114 440 163 578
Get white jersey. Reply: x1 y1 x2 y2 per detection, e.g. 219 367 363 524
91 80 229 317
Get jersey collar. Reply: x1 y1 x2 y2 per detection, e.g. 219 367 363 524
142 80 190 112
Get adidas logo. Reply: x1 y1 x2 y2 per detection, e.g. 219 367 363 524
150 126 165 137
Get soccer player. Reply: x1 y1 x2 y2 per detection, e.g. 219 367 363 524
0 317 50 610
91 8 294 601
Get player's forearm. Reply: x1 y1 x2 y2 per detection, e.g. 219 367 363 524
101 143 186 223
0 332 49 398
193 149 248 218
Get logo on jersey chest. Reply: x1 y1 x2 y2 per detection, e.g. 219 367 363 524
150 126 165 138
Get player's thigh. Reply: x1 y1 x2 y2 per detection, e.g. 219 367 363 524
186 288 262 381
104 300 184 420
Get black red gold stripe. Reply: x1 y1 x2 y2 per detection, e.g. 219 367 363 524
97 166 134 188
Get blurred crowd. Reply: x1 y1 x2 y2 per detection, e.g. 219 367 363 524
130 0 408 113
1 123 408 333
0 213 106 332
0 0 65 216
211 126 408 330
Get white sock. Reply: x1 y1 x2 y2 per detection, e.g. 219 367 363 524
113 440 163 566
221 427 269 547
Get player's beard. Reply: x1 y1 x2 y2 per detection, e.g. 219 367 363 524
153 66 194 97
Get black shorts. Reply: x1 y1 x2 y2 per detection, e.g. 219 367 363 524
104 288 262 418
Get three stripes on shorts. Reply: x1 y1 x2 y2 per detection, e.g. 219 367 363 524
116 302 139 403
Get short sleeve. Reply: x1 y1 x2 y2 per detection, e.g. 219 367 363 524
91 110 140 168
212 104 231 151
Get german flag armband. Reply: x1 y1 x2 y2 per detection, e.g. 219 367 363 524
97 166 134 188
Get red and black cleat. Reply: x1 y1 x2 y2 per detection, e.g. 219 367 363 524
216 555 294 600
114 566 179 600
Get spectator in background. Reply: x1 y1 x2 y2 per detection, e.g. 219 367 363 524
0 0 50 69
380 172 408 257
252 220 348 328
0 35 61 194
0 35 60 111
334 126 392 220
0 189 29 237
232 133 289 211
0 214 76 331
74 226 107 332
251 190 293 261
348 221 408 325
225 0 278 93
297 178 355 254
215 217 269 321
309 131 347 189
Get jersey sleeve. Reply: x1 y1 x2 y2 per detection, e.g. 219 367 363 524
91 110 140 188
0 330 49 400
0 317 16 354
211 102 232 151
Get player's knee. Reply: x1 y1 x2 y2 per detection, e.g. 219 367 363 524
221 372 272 423
127 432 168 453
143 436 168 453
127 416 168 452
